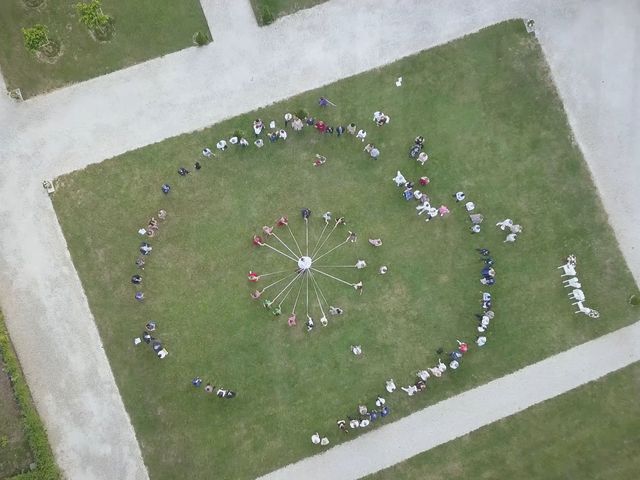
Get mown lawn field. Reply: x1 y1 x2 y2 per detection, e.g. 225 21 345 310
0 0 210 97
52 21 638 480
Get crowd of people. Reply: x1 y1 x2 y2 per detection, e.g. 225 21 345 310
132 210 169 359
330 394 391 438
191 376 236 399
126 95 511 443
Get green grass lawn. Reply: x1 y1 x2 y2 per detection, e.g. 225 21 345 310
367 361 640 479
250 0 327 25
52 21 638 480
0 0 210 98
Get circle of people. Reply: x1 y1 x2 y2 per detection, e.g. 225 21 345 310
126 95 520 430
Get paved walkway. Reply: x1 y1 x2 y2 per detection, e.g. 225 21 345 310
0 0 638 479
258 320 640 480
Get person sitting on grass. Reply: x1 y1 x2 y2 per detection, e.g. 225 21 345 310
402 384 418 396
337 419 349 433
253 119 264 136
314 154 327 167
351 345 363 356
292 117 304 131
252 235 264 246
385 379 396 393
315 121 327 133
250 290 262 300
369 238 383 247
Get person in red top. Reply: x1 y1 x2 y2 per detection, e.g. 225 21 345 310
252 235 264 246
248 271 260 282
457 340 468 353
276 216 288 227
315 121 327 133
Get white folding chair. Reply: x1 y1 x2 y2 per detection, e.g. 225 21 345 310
558 263 576 276
562 277 581 288
572 301 600 318
569 289 585 301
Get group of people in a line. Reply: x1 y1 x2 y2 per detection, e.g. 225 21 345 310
478 248 497 286
191 376 237 399
133 321 168 358
131 210 170 359
327 394 390 440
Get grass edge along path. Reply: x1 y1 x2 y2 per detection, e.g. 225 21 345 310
366 360 640 480
250 0 328 25
0 312 60 480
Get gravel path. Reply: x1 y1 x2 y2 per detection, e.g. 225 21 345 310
258 320 640 480
0 0 638 478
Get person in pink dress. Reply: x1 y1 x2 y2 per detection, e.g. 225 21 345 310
438 205 450 217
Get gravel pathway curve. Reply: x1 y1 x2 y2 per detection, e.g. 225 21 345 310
0 0 637 478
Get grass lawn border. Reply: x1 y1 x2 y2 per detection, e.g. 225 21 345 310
249 0 328 25
0 313 60 480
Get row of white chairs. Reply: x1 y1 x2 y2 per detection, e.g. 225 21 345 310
558 259 599 318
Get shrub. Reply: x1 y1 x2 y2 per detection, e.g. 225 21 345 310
0 313 60 479
22 24 49 52
233 129 246 139
295 109 308 120
261 7 275 25
75 0 114 40
630 294 640 306
194 31 209 46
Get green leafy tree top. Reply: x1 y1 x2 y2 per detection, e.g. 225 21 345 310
22 24 49 52
75 0 112 30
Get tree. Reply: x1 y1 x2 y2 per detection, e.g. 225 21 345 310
75 0 113 39
22 24 49 52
